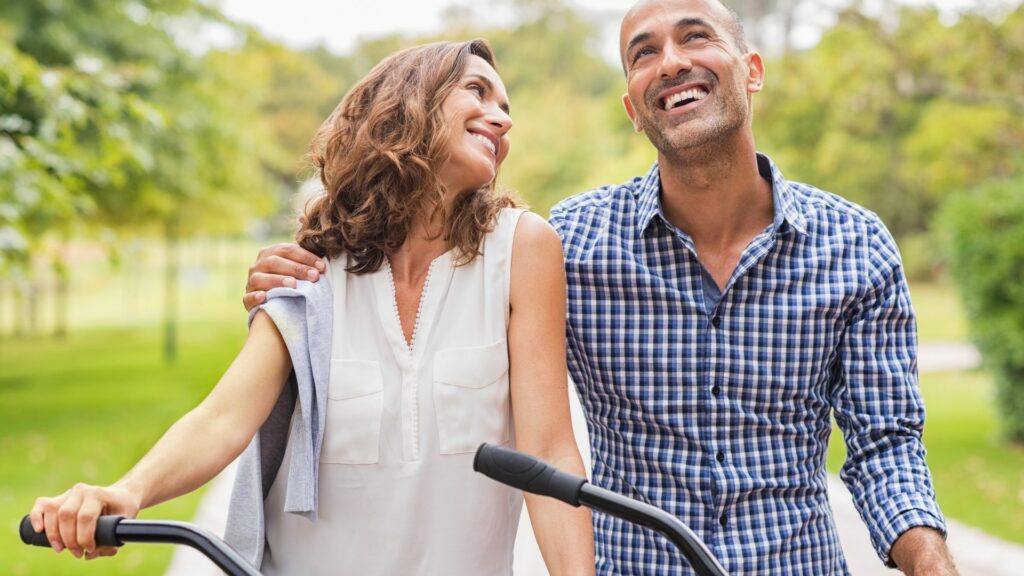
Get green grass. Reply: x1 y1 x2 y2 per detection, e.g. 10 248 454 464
910 280 969 342
827 369 1024 544
0 320 248 575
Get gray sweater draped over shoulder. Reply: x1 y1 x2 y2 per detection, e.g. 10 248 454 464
224 276 333 568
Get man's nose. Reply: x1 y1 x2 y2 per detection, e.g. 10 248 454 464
657 44 693 79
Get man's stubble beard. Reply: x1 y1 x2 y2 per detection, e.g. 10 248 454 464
637 86 750 165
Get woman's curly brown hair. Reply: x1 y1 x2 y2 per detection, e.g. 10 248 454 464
297 38 520 274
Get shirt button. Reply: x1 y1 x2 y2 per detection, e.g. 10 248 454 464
711 315 721 328
716 451 725 463
720 513 728 527
711 385 721 396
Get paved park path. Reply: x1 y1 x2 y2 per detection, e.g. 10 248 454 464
167 342 1024 575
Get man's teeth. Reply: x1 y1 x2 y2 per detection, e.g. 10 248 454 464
470 132 496 156
663 88 709 110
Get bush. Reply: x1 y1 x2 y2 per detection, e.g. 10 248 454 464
939 178 1024 442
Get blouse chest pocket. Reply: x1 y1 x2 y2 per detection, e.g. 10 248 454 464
433 340 511 455
321 359 384 465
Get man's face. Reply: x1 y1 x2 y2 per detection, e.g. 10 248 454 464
619 0 763 158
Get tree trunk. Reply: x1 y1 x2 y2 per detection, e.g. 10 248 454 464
744 0 766 49
0 279 6 340
53 253 69 339
13 279 24 337
780 0 795 56
164 220 180 363
27 280 39 336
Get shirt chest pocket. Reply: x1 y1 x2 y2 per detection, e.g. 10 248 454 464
433 340 511 455
322 359 384 465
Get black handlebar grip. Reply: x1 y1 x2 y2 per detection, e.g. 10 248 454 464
474 443 587 506
95 515 124 547
19 516 50 547
20 515 124 548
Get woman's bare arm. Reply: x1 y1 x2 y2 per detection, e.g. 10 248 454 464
508 211 595 575
30 311 292 560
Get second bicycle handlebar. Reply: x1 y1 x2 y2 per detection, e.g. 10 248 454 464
474 443 730 576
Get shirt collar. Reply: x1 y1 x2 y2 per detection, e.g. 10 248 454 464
635 153 809 237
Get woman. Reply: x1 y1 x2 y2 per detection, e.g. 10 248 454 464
29 39 594 575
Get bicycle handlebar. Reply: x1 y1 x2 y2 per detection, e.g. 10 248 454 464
473 441 588 506
20 515 260 576
474 443 730 576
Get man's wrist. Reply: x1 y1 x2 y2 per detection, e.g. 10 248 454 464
890 526 957 575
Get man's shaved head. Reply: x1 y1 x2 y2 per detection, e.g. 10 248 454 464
620 0 748 73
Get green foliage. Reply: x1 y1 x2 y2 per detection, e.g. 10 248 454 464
0 1 282 261
306 0 647 216
939 177 1024 441
757 5 1024 239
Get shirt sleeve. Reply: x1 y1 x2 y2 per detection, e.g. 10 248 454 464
548 207 593 400
831 220 946 566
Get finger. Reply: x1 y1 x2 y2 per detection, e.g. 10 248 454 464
42 497 64 553
261 254 321 282
30 497 51 533
77 496 103 556
57 491 84 558
247 272 298 293
242 290 267 312
274 244 324 271
86 546 119 560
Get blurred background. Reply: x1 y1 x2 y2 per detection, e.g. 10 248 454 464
2 0 1023 573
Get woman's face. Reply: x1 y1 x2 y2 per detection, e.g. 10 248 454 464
435 55 513 195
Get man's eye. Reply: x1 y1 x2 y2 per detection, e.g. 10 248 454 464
632 47 655 64
687 32 710 42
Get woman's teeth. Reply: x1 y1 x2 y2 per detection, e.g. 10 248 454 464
470 132 496 156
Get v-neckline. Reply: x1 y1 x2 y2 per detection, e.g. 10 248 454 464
375 250 454 363
385 258 435 350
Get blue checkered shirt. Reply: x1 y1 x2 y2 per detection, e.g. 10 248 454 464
549 155 945 575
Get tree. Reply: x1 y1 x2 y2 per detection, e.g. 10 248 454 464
940 177 1024 442
0 1 278 358
756 4 1024 241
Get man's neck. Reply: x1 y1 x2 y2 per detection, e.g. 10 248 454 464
657 139 773 252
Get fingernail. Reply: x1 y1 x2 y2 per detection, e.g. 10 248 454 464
52 542 63 553
71 549 82 559
306 269 318 280
284 278 297 288
257 291 267 303
315 261 326 271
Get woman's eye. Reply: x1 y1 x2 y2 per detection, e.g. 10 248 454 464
468 83 485 98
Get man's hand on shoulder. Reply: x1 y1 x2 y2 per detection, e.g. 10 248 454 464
890 526 959 576
244 243 324 311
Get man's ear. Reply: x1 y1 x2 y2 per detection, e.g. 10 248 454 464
622 93 643 133
746 51 765 94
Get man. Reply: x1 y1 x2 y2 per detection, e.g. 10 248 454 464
243 0 957 573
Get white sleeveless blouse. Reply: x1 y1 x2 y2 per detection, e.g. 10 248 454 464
263 208 526 575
